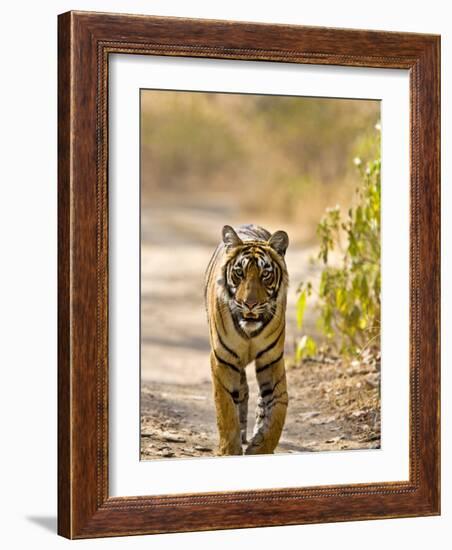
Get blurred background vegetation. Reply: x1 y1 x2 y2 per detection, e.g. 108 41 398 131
141 91 379 245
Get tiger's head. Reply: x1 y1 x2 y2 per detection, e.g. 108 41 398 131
220 225 289 337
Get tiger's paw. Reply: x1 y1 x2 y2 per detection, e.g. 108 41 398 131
245 444 274 455
217 441 243 456
245 433 275 455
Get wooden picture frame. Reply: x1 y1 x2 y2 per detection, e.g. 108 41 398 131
58 11 440 539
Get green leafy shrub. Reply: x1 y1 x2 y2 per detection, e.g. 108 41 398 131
296 154 381 358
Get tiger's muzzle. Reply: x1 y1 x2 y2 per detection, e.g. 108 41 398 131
235 300 270 321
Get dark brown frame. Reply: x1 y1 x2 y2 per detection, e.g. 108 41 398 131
58 10 440 539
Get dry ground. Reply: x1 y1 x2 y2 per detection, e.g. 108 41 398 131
141 357 380 459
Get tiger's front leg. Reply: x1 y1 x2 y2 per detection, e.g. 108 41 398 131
245 355 288 455
210 352 243 455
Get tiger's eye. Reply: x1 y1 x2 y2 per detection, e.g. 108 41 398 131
262 269 271 278
234 267 243 277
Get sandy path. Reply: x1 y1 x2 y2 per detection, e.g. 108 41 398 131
141 359 380 459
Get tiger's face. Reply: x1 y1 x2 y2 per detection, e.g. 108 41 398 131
221 226 289 337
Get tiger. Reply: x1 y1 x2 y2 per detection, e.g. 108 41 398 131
204 224 289 455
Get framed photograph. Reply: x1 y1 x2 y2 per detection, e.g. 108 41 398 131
58 11 440 538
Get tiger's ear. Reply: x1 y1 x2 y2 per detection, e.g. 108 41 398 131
268 230 289 257
222 225 242 250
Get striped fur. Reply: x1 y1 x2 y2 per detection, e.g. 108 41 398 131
205 224 289 455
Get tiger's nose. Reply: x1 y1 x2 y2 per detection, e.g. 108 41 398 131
245 299 258 310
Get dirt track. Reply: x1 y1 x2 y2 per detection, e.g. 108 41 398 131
141 357 380 459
